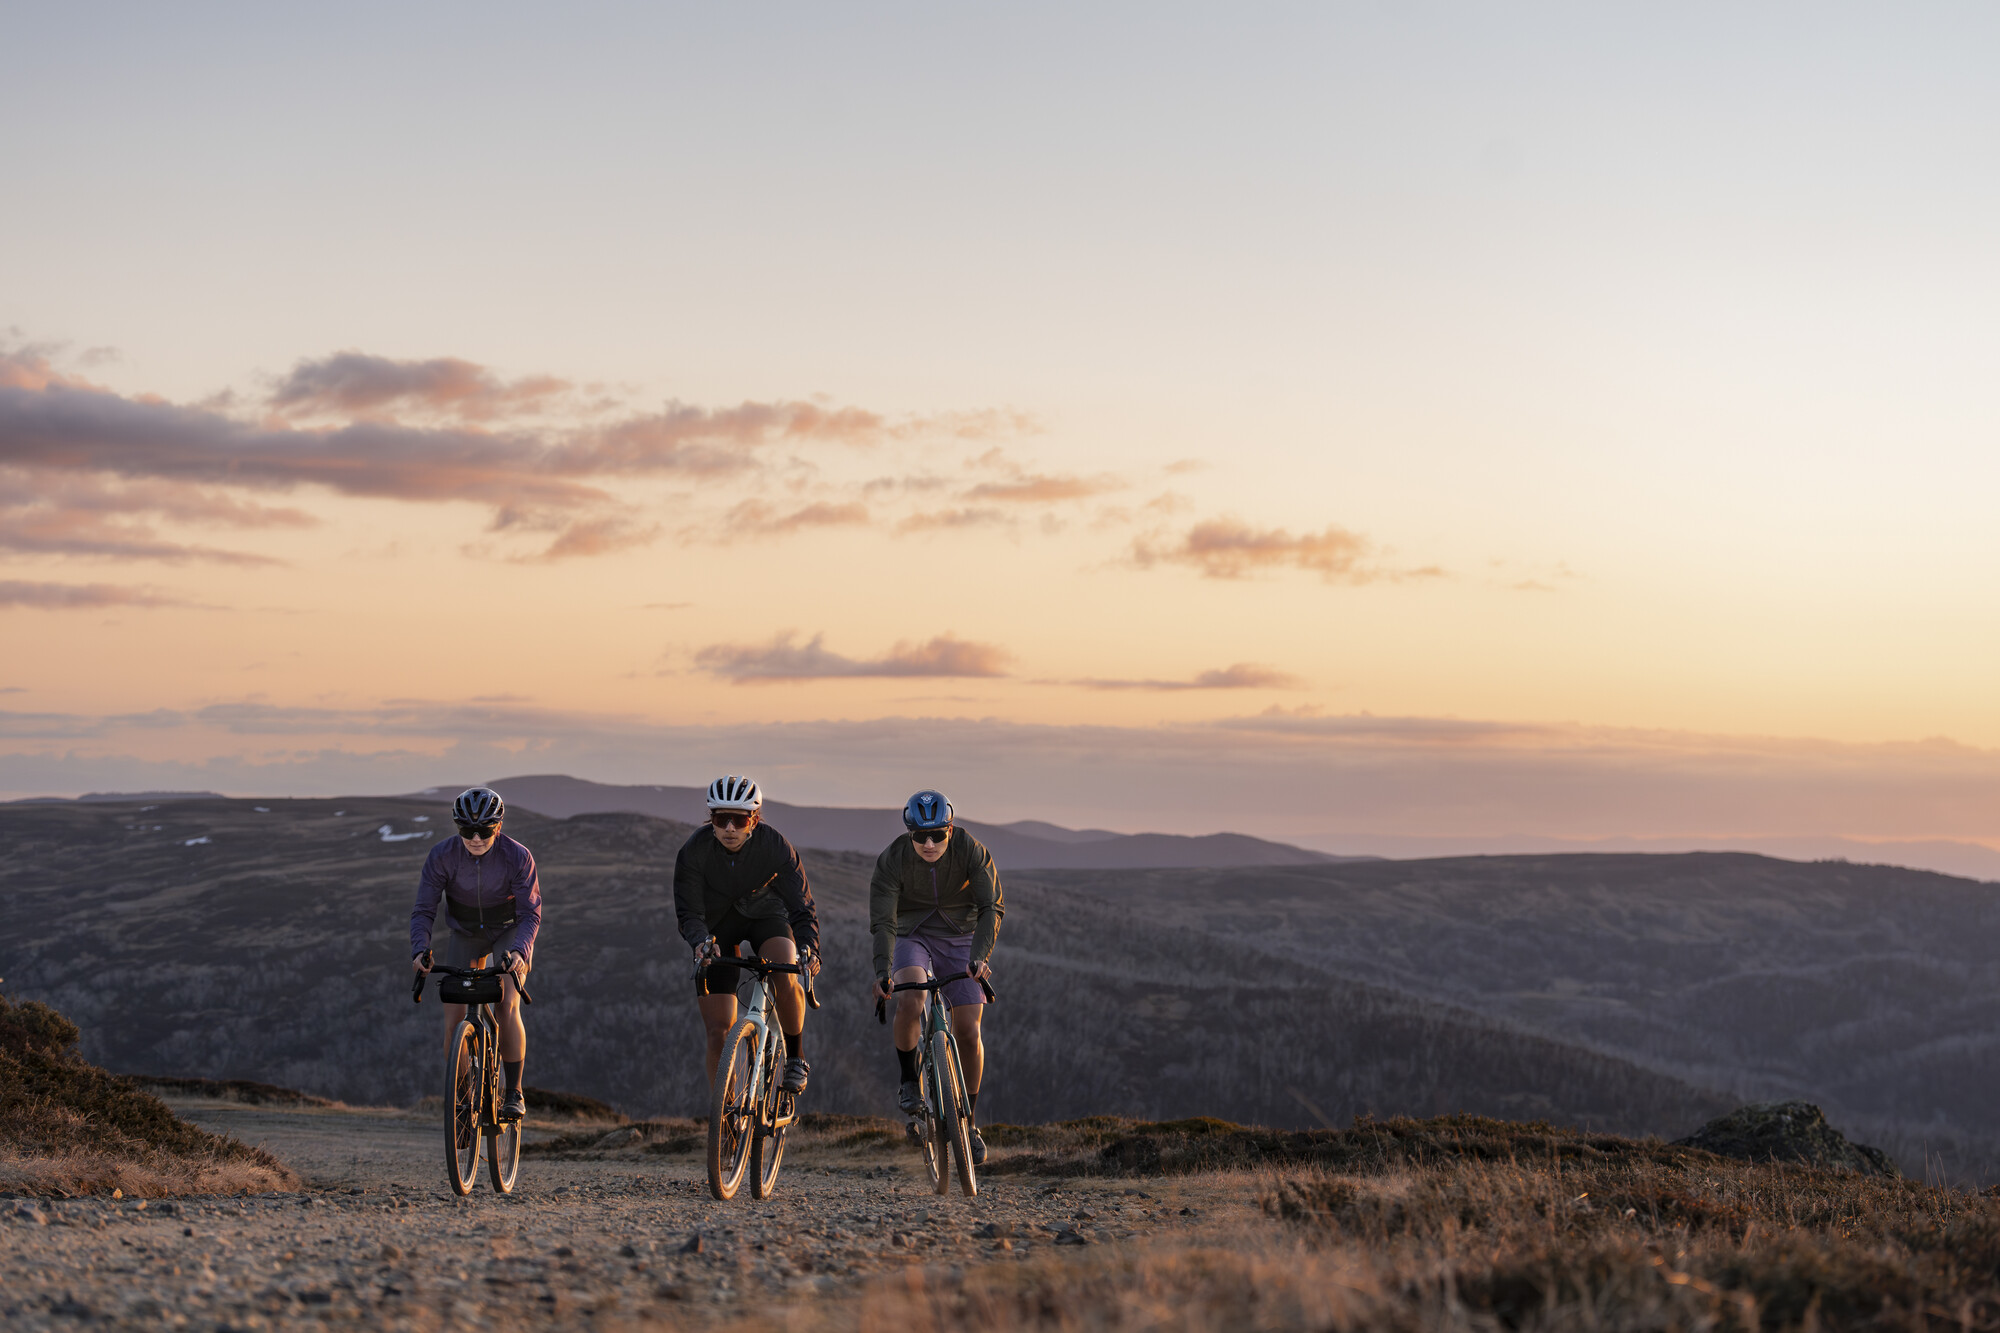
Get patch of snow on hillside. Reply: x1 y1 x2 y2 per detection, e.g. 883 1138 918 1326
184 836 211 846
378 824 432 843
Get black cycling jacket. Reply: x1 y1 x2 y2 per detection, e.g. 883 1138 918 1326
671 822 820 954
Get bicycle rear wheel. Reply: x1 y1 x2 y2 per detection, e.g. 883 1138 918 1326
707 1020 758 1200
941 1032 977 1197
750 1029 787 1199
487 1045 521 1194
444 1022 481 1196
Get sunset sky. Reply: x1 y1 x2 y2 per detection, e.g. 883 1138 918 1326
8 4 2000 860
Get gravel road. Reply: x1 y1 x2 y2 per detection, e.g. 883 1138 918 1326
1 1100 1245 1330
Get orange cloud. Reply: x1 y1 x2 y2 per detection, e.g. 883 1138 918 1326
1059 663 1304 691
1134 518 1444 583
715 499 871 537
693 632 1011 682
963 472 1123 504
897 507 1010 533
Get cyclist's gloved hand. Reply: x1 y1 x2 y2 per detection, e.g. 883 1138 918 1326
873 972 894 1001
694 936 721 964
500 950 526 982
412 949 433 976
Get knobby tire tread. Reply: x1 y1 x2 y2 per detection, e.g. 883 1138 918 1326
445 1022 480 1196
708 1020 758 1200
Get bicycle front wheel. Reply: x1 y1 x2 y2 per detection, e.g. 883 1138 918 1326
707 1020 759 1200
444 1022 481 1196
941 1031 977 1197
487 1053 521 1194
750 1029 787 1199
930 1029 975 1196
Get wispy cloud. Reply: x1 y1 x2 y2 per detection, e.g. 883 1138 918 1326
693 632 1011 682
1133 518 1444 583
962 472 1123 504
0 580 192 609
897 507 1010 533
0 345 1032 561
1058 663 1304 691
271 352 571 422
714 499 871 538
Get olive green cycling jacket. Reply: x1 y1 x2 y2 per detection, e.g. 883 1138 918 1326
868 829 1004 979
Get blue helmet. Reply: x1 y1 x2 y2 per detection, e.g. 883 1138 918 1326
903 789 952 832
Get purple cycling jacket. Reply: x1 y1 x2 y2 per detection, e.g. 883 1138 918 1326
409 833 542 963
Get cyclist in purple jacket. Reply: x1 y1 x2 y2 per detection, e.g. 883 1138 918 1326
410 787 541 1122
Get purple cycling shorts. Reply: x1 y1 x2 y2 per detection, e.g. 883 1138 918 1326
892 930 986 1007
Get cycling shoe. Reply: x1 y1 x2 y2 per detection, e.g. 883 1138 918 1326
968 1126 987 1166
781 1057 810 1094
898 1080 926 1117
499 1089 527 1122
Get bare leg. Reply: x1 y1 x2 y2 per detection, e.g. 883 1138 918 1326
760 935 804 1040
497 976 525 1062
892 965 928 1054
699 993 739 1083
950 1005 984 1100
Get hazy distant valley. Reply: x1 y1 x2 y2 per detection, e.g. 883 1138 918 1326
6 795 1999 1179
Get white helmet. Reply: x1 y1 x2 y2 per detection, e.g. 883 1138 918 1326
705 775 763 813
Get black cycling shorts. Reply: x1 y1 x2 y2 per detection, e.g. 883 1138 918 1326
694 910 796 997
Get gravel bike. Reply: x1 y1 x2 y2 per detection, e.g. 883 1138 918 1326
412 956 533 1196
699 952 820 1201
878 969 995 1198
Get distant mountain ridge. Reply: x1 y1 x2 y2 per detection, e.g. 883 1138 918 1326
428 774 1361 870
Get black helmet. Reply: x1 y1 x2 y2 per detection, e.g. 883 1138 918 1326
903 789 952 832
452 787 505 826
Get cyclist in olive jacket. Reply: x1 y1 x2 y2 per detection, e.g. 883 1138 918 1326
673 776 821 1094
410 786 540 1122
871 789 1003 1164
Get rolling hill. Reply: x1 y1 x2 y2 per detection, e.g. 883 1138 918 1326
0 796 1720 1143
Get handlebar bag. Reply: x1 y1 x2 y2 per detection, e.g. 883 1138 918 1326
436 973 504 1005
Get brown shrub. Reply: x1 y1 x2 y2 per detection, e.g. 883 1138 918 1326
0 988 295 1197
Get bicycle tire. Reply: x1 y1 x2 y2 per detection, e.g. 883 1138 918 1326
929 1029 974 1196
918 1038 945 1192
750 1028 787 1199
941 1031 977 1197
487 1042 521 1194
707 1020 758 1200
444 1021 481 1196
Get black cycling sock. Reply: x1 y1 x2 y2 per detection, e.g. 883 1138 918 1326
503 1061 522 1094
897 1046 918 1082
968 1091 978 1121
785 1031 804 1061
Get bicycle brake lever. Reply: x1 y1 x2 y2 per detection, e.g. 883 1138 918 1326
411 972 425 1004
875 997 886 1026
979 978 996 1004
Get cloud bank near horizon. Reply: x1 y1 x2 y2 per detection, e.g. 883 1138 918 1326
8 703 2000 857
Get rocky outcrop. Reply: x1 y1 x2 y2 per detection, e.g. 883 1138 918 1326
1674 1101 1897 1176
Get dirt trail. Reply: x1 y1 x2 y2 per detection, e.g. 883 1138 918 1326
1 1099 1251 1330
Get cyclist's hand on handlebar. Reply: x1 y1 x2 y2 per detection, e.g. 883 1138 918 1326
873 973 895 1001
799 946 822 978
694 936 721 964
968 958 992 983
412 950 433 975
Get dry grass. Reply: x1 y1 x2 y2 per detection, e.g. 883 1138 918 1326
719 1117 2000 1333
0 988 297 1197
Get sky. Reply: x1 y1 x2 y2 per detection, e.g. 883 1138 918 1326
7 3 2000 864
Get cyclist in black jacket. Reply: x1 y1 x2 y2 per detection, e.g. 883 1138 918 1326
673 775 821 1094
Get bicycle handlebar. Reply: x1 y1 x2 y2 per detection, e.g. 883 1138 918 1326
874 971 997 1024
412 957 534 1006
693 953 821 1009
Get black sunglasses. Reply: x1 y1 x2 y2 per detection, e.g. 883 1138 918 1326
911 827 951 845
456 823 499 839
711 811 756 830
